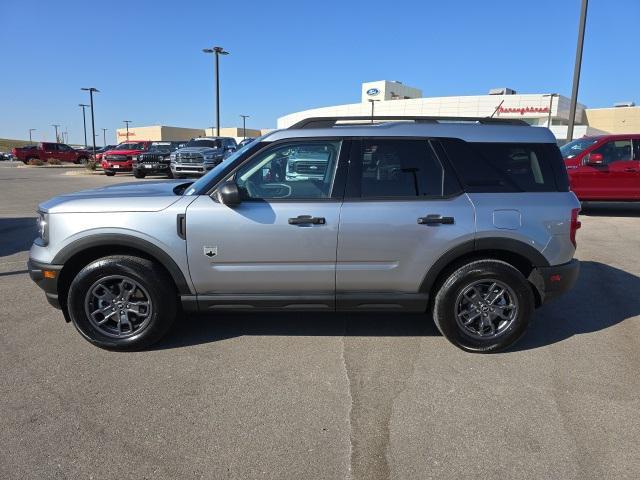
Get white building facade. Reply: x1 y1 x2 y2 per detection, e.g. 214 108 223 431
278 81 606 141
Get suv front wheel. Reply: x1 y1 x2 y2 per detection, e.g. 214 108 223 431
432 259 534 353
67 255 177 350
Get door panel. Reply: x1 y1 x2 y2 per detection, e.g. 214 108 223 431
185 196 340 296
574 139 636 200
336 196 475 294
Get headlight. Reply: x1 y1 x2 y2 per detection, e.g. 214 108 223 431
170 153 176 161
36 211 49 245
132 156 138 162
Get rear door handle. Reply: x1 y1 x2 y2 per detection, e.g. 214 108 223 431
418 214 454 225
288 215 326 225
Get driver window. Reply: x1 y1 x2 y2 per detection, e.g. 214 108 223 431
234 141 341 200
592 140 632 164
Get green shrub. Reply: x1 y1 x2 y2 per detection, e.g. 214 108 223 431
85 159 98 171
28 158 44 166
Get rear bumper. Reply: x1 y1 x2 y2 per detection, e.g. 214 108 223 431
529 259 580 305
27 259 63 309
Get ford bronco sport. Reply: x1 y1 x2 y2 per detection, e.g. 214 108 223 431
28 116 581 352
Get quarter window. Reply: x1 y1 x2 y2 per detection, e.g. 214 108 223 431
234 141 341 200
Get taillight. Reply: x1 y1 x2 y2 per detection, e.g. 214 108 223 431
570 208 581 248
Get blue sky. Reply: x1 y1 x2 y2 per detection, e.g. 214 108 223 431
1 0 638 145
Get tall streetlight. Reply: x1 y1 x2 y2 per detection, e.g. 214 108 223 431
240 114 249 140
28 129 36 142
123 120 132 141
81 87 99 158
567 0 588 142
79 104 89 148
63 129 69 144
102 128 108 147
51 124 60 143
368 99 380 123
202 46 229 136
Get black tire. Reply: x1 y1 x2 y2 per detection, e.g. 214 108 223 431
67 255 177 350
173 173 184 179
133 169 146 179
104 170 116 176
167 169 174 179
432 259 534 353
76 156 88 165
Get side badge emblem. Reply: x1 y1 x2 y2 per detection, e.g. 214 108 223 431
203 246 218 258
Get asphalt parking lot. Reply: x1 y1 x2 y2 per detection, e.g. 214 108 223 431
1 165 639 480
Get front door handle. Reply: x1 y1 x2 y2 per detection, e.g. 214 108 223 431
418 214 454 225
288 215 326 225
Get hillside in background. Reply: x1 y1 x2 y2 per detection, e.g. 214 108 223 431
0 138 34 151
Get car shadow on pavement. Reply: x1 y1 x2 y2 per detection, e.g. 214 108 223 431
580 202 640 217
0 217 37 257
156 261 639 352
155 311 438 350
513 261 640 351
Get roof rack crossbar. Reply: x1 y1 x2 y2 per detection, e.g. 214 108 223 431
288 116 530 129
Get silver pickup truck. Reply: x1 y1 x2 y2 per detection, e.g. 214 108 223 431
170 136 237 178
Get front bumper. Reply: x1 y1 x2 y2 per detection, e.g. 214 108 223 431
171 163 216 175
102 162 133 171
27 258 63 309
529 259 580 305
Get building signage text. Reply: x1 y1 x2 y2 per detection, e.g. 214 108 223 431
498 106 550 115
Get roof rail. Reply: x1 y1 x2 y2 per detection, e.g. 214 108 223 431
288 116 530 129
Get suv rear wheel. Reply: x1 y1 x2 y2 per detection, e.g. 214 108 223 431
67 255 177 350
432 259 534 353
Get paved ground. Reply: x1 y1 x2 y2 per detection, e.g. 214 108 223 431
1 165 639 479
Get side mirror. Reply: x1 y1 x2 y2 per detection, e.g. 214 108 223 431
218 181 240 206
587 153 604 165
225 146 236 153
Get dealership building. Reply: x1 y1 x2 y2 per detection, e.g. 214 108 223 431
115 125 269 144
277 80 639 141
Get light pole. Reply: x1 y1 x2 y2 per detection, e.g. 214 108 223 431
368 99 380 123
240 114 249 140
81 87 99 158
123 120 132 141
567 0 588 142
79 104 89 148
102 128 108 147
63 129 69 144
202 46 229 136
542 93 558 128
28 129 36 142
51 124 60 143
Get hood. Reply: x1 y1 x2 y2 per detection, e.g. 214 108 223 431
103 149 145 156
40 180 192 214
176 146 221 155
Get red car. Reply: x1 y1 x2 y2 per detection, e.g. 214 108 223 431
561 134 640 201
101 141 152 176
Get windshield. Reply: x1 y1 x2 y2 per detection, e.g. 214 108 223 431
148 143 173 153
114 142 146 151
184 138 264 196
186 139 221 149
559 138 599 158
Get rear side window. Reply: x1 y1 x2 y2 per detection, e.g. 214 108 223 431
439 139 568 192
349 139 461 198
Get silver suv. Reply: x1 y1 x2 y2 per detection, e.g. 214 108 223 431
170 136 237 178
28 116 581 352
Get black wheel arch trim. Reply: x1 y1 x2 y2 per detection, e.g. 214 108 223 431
51 234 192 295
419 237 550 294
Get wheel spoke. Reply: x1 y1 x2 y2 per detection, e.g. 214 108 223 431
126 301 150 318
92 284 116 303
90 305 118 325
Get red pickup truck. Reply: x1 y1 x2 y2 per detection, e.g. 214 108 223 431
561 134 640 201
12 143 90 164
101 141 152 176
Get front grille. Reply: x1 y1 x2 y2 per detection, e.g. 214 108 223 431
105 154 128 162
139 153 165 163
176 152 204 164
294 161 327 175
